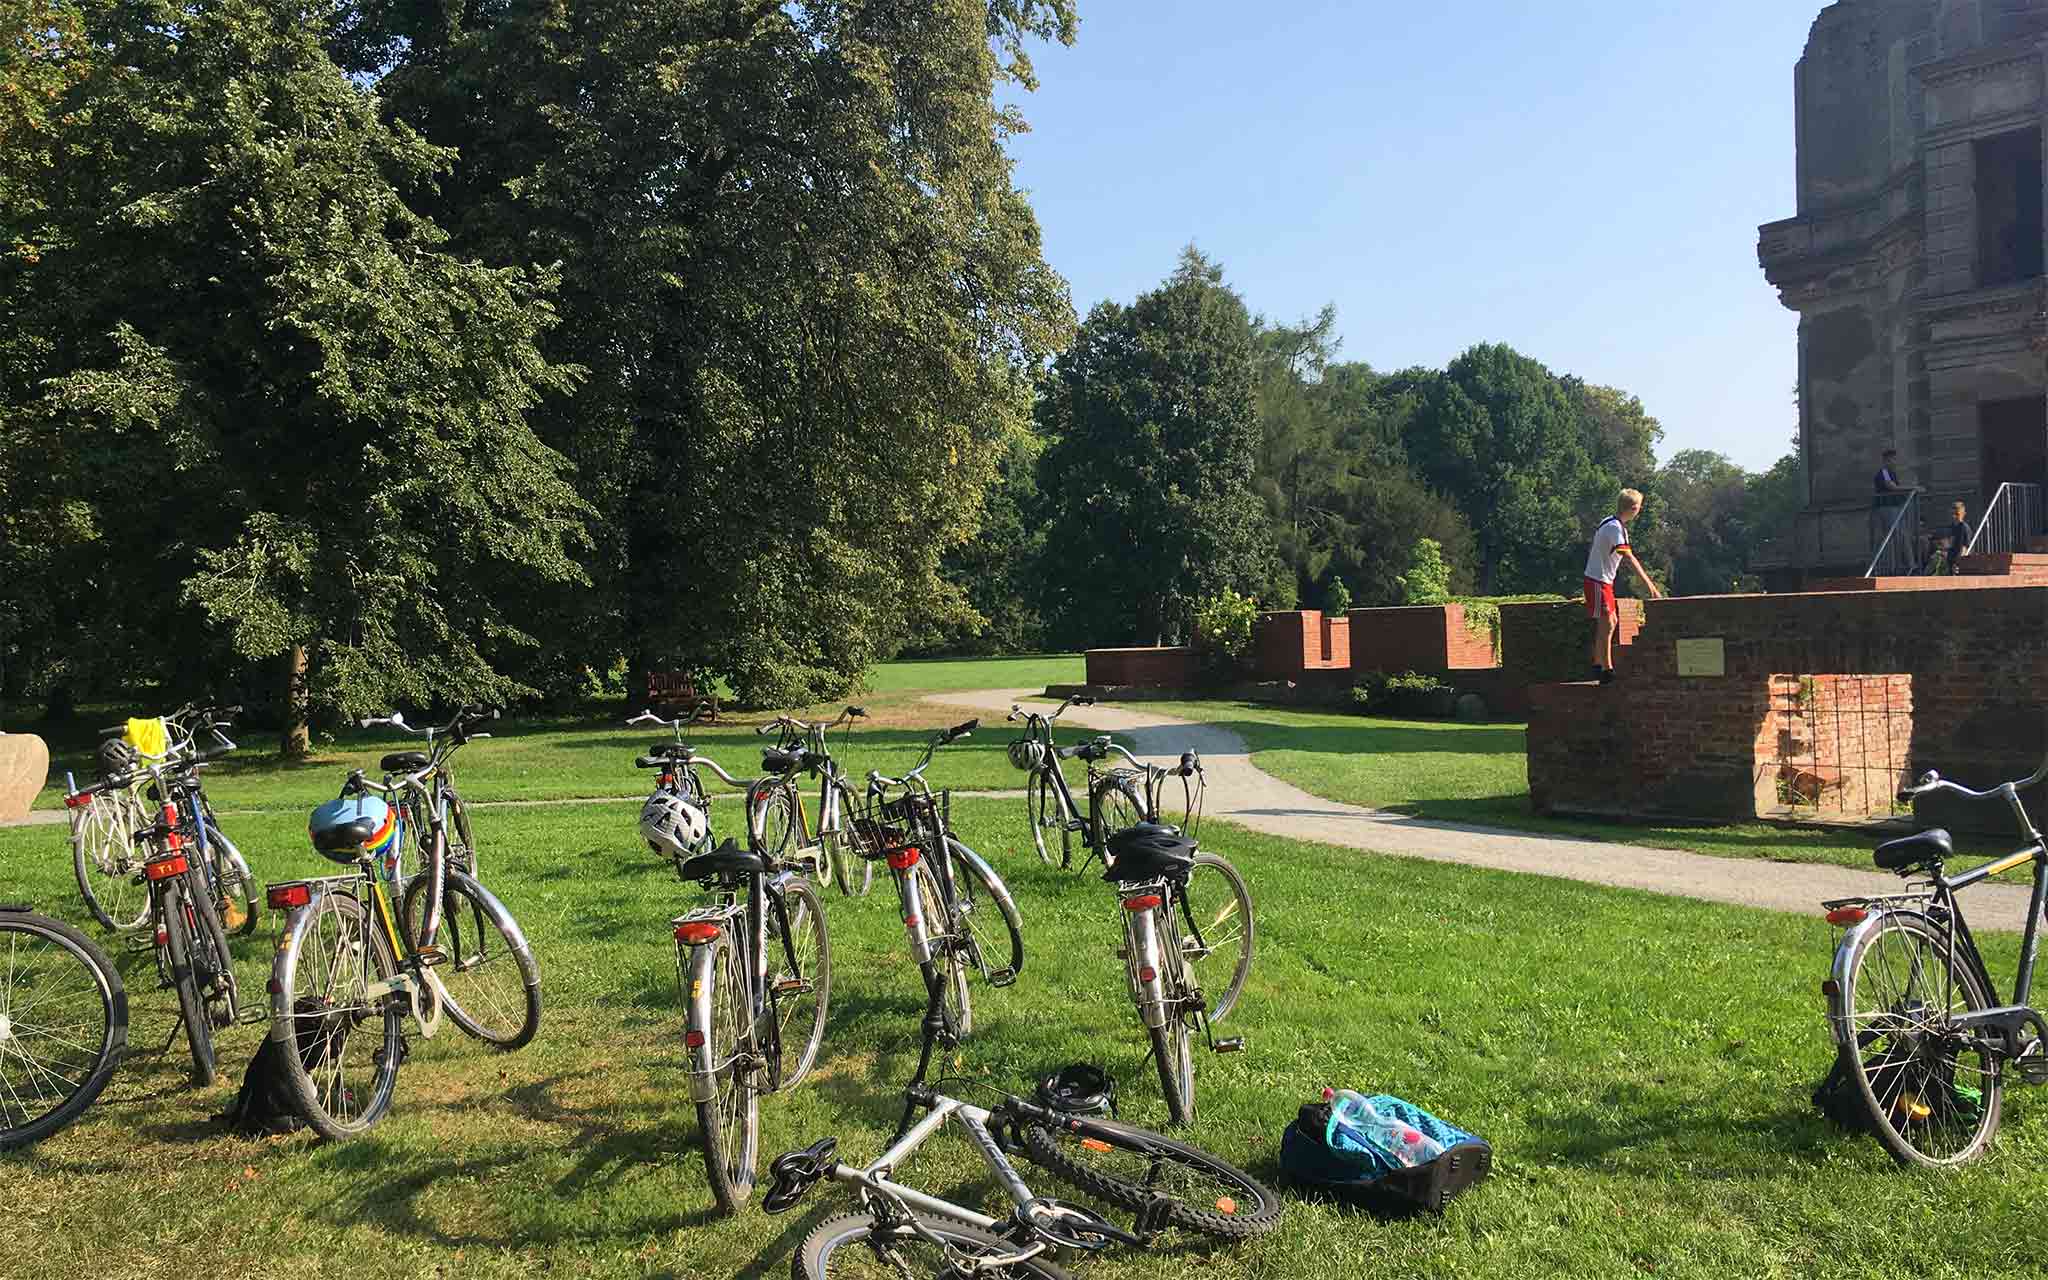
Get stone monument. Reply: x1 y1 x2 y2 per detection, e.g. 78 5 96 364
0 731 50 822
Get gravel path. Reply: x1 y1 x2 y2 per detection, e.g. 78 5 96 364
927 689 2041 933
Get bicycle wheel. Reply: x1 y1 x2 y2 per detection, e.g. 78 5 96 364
828 827 875 897
71 792 149 932
446 790 478 881
400 871 540 1050
1839 911 2003 1167
1028 771 1067 868
0 911 128 1151
1181 852 1253 1024
183 864 239 1032
793 1212 1076 1279
944 838 1023 986
1139 903 1195 1126
910 861 971 1040
158 878 218 1087
200 819 260 936
274 890 405 1139
1090 775 1144 866
1021 1114 1283 1240
766 878 830 1092
686 930 760 1213
752 784 798 860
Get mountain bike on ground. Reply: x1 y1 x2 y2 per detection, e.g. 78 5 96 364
67 744 247 1086
861 719 1023 1042
1818 755 2048 1167
67 702 258 936
749 707 875 897
1083 744 1252 1125
358 707 492 884
0 905 128 1152
1006 695 1095 868
761 961 1281 1278
669 831 830 1214
264 760 540 1139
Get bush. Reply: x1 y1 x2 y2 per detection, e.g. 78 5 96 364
1350 669 1451 715
1192 588 1258 663
1323 576 1352 616
1399 538 1452 605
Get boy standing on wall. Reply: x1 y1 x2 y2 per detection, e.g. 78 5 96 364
1585 488 1662 686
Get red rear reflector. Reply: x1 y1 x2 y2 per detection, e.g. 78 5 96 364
675 921 720 945
684 1029 706 1049
64 792 93 809
144 854 189 881
1826 906 1868 927
268 883 311 910
1138 965 1157 983
1122 894 1162 912
887 846 921 870
659 774 675 786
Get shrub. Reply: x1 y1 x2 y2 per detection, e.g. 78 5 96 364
1350 669 1451 715
1323 576 1352 616
1399 538 1452 606
1192 588 1258 663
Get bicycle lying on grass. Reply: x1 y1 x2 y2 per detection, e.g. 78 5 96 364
0 905 127 1152
762 962 1281 1278
1820 754 2048 1166
862 719 1024 1042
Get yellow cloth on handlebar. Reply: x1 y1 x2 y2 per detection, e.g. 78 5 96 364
123 717 169 759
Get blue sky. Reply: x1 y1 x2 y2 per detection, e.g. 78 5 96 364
999 1 1819 472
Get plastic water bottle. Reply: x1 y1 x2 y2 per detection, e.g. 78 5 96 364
1322 1088 1444 1167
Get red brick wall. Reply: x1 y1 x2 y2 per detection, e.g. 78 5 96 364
1254 611 1350 674
1347 605 1497 673
1528 586 2048 830
1085 647 1201 688
1755 674 1914 819
1499 599 1644 686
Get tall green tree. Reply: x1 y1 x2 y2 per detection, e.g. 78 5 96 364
1038 248 1275 646
8 0 590 752
334 0 1077 704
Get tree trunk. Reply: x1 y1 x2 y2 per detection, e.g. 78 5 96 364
281 644 311 759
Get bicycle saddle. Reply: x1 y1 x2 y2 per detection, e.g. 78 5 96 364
1103 823 1196 883
1874 827 1953 872
761 748 802 774
678 839 767 881
381 751 430 773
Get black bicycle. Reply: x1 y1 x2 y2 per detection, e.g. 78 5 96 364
0 905 128 1151
359 707 489 884
750 708 875 897
1006 695 1095 868
762 961 1281 1279
1820 754 2048 1166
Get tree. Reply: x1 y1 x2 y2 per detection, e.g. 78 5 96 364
1646 449 1750 596
10 0 590 753
1039 248 1275 646
335 0 1078 704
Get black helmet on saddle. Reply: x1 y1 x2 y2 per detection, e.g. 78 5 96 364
1102 822 1196 883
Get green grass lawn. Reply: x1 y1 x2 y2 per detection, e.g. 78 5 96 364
1130 700 1993 872
5 794 2046 1279
858 653 1083 694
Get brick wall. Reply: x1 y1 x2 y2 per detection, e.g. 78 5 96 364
1254 611 1351 674
1347 605 1496 673
1084 647 1201 688
1528 586 2048 831
1755 674 1914 819
1500 599 1644 686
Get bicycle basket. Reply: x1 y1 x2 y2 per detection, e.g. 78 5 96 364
850 818 913 863
1007 739 1045 772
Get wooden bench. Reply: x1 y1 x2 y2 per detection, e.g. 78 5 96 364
646 672 719 720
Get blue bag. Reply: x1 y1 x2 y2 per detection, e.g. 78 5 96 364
1279 1092 1492 1212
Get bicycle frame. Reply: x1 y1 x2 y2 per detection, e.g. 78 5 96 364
676 862 812 1097
821 1093 1042 1238
267 870 450 1041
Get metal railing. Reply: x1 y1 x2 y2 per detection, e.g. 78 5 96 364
1864 488 1921 578
1964 481 2045 557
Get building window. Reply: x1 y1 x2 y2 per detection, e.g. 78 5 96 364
1975 127 2044 288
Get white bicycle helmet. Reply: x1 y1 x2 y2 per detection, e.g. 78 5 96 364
1007 739 1045 772
639 790 708 857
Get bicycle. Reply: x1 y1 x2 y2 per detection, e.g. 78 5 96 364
749 707 875 897
761 963 1282 1278
1819 756 2048 1167
264 760 540 1139
1080 743 1253 1125
862 719 1023 1042
669 832 830 1213
1005 695 1095 868
0 905 128 1152
68 746 246 1085
358 707 490 884
66 702 259 936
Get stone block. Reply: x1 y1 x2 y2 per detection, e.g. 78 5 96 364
0 733 49 821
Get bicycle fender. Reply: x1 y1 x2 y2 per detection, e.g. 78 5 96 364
1825 908 1944 1049
1124 907 1168 1029
443 871 538 971
681 941 721 1104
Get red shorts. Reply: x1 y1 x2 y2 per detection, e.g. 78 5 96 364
1583 577 1616 618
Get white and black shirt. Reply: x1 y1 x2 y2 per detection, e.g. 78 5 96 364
1584 516 1630 584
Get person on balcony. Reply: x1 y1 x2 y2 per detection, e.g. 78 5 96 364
1871 448 1911 559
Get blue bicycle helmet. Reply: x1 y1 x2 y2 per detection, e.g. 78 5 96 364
308 794 398 865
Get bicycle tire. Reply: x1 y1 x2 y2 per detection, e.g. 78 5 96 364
400 871 540 1050
1182 851 1253 1025
944 838 1024 986
1028 771 1066 868
158 878 218 1088
1089 775 1143 870
71 792 149 932
766 878 830 1092
829 824 875 897
274 890 405 1139
751 783 799 861
202 820 261 936
686 929 760 1212
1839 911 2003 1167
447 790 478 882
184 862 239 1031
792 1212 1077 1279
0 911 128 1151
1020 1114 1283 1240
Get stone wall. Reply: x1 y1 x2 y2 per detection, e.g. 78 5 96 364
1254 610 1351 674
1527 584 2048 831
1499 599 1644 686
1084 647 1201 688
1347 605 1496 673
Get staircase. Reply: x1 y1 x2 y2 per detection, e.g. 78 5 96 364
1809 544 2048 592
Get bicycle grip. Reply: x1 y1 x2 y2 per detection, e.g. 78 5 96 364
848 706 867 719
635 755 664 769
947 719 978 741
756 722 774 736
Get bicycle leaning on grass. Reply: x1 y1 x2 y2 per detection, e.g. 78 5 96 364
1818 753 2048 1167
0 904 128 1152
749 707 875 897
761 958 1281 1279
1005 695 1095 868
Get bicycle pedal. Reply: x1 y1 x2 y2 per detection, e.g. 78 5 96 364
414 945 448 968
773 978 814 997
2019 1058 2048 1086
987 967 1019 989
1210 1037 1245 1054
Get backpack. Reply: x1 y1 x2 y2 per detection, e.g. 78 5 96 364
1813 1042 1982 1134
221 998 397 1136
1279 1092 1492 1213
